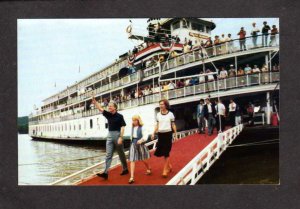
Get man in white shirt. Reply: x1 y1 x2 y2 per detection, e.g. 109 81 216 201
228 98 237 127
252 65 260 73
244 64 252 74
219 67 228 79
251 22 260 47
168 81 176 90
225 33 234 53
215 98 226 132
185 78 191 86
199 71 205 83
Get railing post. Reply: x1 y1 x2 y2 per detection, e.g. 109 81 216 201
193 51 196 62
246 75 249 86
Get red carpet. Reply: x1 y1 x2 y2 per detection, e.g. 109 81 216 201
79 130 218 185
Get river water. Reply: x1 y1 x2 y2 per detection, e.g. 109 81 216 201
18 134 109 185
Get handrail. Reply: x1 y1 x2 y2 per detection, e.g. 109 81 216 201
166 124 243 185
29 71 279 126
38 34 279 113
50 128 198 185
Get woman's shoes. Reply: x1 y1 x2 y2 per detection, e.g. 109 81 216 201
168 164 173 173
128 177 134 184
162 164 172 178
145 168 152 175
162 169 168 178
162 172 168 178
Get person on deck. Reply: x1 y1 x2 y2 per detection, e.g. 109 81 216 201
215 98 226 132
228 98 237 127
251 22 260 47
203 98 216 136
226 33 234 53
262 21 271 47
197 99 206 134
92 97 128 180
151 99 177 178
237 27 247 51
128 115 151 184
269 25 279 46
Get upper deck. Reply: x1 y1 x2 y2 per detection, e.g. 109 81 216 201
29 32 279 126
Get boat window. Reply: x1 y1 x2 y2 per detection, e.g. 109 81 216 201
90 119 93 129
183 20 190 28
173 21 180 30
191 23 204 32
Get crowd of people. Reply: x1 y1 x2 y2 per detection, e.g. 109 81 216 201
129 21 279 67
197 97 244 135
92 98 176 184
93 63 279 110
91 95 256 184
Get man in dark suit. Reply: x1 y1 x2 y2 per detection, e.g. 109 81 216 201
203 98 216 135
197 99 205 134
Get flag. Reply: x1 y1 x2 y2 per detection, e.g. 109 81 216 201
54 82 56 88
79 65 81 73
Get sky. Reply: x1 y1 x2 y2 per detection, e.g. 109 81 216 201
18 18 279 117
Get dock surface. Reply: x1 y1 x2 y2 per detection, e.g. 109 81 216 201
79 131 218 185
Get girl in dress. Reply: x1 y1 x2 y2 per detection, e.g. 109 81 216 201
128 115 151 184
151 99 177 178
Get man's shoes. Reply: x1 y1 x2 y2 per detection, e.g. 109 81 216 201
96 172 108 180
120 169 129 175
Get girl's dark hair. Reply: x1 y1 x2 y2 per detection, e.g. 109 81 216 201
159 99 170 110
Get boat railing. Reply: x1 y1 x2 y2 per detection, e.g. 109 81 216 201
36 34 279 117
29 71 279 125
143 34 279 77
50 128 198 185
41 34 279 108
166 124 244 185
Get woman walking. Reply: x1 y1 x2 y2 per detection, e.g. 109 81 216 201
128 115 151 184
151 99 177 178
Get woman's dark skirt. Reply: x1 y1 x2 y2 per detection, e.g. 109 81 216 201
154 131 173 157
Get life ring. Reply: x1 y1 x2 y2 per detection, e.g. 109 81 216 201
126 25 132 33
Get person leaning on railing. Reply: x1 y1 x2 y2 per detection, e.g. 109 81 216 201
244 64 252 75
237 67 245 85
252 65 261 73
219 67 228 79
270 25 279 46
261 64 269 83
